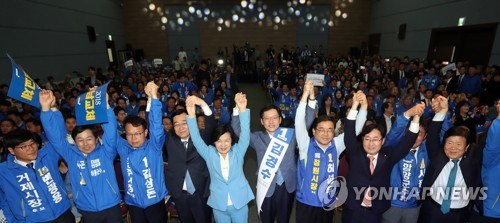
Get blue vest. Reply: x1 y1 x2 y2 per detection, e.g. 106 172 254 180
297 138 338 207
390 145 429 208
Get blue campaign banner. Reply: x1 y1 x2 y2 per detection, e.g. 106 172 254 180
6 54 42 108
75 82 110 126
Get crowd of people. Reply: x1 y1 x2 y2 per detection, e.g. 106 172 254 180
0 44 499 223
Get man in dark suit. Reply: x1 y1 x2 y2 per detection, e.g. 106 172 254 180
231 103 316 223
419 96 483 223
165 106 216 223
342 92 422 223
392 63 407 88
195 60 211 88
375 102 396 133
224 65 239 94
443 69 459 93
84 66 102 87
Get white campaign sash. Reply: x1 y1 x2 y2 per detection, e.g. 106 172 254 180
0 209 6 223
256 127 294 215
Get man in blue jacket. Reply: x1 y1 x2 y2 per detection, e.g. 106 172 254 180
471 99 500 222
0 129 74 223
381 102 452 223
116 81 168 223
40 89 123 223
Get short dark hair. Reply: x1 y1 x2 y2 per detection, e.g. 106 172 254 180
444 126 471 145
123 115 148 130
172 109 187 120
116 97 126 104
259 104 282 119
128 95 137 103
71 125 98 140
359 123 387 140
64 115 76 122
3 129 39 148
114 106 125 116
25 118 42 128
382 102 392 111
1 119 16 128
312 115 335 130
211 125 236 146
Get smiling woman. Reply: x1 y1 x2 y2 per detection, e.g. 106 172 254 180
185 93 254 223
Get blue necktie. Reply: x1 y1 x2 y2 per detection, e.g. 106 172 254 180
276 169 284 186
183 141 196 194
26 162 35 171
441 160 459 214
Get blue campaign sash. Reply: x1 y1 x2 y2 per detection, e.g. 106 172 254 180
256 127 294 214
6 54 42 108
75 82 110 125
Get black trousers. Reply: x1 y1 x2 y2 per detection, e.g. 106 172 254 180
296 201 334 223
259 183 294 223
42 208 75 223
128 200 167 223
341 206 382 223
469 210 500 223
417 199 469 223
79 204 122 223
172 192 212 223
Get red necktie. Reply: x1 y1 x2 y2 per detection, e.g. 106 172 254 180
362 155 375 206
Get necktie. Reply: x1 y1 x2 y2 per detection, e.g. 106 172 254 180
276 170 284 186
441 160 459 214
183 141 196 194
26 162 35 171
362 155 375 206
400 71 404 79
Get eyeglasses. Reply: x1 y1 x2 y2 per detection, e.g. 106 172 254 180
315 128 334 134
363 137 382 145
15 141 38 151
125 131 145 138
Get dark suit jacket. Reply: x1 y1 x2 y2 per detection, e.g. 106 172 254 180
391 70 406 84
165 115 216 198
444 76 459 93
343 116 418 214
231 104 316 197
421 119 484 207
374 115 395 132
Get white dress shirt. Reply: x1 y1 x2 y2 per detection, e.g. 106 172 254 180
430 159 469 209
219 153 233 205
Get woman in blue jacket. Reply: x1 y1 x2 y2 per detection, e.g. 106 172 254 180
185 93 254 223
